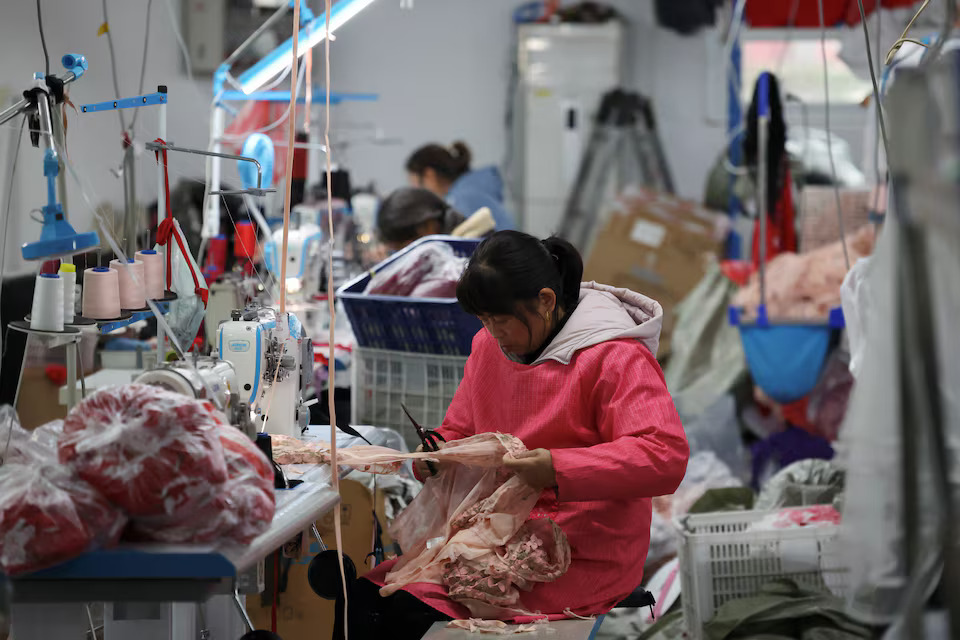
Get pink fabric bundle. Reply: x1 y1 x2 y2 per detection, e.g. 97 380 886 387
733 225 876 320
271 432 572 618
749 505 841 532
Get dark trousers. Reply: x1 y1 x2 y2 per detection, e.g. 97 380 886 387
331 578 450 640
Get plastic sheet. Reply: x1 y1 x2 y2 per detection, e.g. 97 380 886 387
681 395 749 482
0 461 126 575
58 384 229 518
755 459 844 511
646 452 742 570
365 241 467 298
839 257 873 379
663 263 747 419
154 218 208 350
0 406 33 464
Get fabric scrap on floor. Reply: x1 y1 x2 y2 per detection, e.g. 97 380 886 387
447 619 545 634
703 579 872 640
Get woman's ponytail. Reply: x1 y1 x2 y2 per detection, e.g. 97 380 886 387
541 236 583 311
450 141 472 176
456 231 585 321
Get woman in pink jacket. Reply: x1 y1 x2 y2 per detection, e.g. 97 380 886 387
339 231 689 639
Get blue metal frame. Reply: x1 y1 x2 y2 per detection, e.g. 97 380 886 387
79 91 167 113
20 54 101 261
726 26 744 260
217 89 377 105
98 300 174 334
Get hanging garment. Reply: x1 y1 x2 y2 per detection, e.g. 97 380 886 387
751 166 798 267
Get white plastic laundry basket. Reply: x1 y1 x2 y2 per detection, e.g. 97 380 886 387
351 347 466 451
676 510 848 639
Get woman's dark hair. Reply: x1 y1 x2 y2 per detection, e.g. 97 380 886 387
457 231 583 326
405 141 472 182
744 72 787 217
376 187 462 245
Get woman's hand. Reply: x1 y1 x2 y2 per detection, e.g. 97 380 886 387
503 449 557 490
413 442 445 480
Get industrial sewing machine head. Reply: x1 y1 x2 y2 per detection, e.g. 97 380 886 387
263 205 324 303
216 305 313 438
134 356 256 438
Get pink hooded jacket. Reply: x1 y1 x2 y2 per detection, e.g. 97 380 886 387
365 282 689 619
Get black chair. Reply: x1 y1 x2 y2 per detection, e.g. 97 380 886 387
615 587 656 613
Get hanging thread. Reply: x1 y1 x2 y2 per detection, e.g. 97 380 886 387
136 249 166 299
59 263 77 323
82 267 122 319
109 258 146 310
30 273 64 332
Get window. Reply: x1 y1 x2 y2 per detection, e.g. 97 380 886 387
741 35 872 105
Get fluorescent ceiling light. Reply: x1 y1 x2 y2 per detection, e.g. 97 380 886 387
238 0 376 94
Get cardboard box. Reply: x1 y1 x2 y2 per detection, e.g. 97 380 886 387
584 188 725 357
246 479 392 640
16 368 68 429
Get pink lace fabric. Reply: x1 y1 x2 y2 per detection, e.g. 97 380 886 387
271 432 572 619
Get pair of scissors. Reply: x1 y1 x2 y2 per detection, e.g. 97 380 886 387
400 403 446 476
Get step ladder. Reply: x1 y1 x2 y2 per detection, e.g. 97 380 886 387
558 89 674 250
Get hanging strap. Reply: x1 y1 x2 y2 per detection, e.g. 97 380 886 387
156 217 209 308
152 138 175 284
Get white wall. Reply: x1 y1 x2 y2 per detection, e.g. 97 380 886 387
0 0 738 275
0 0 210 276
328 0 729 205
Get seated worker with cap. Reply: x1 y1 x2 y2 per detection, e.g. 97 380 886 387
406 141 516 232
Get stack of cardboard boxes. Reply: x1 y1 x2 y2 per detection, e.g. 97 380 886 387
583 188 727 358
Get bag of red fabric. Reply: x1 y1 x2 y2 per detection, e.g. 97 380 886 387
366 241 467 298
0 461 126 575
59 384 229 519
127 424 276 545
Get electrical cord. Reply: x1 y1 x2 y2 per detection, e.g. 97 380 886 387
101 0 127 133
855 0 892 224
817 0 850 270
130 0 154 131
162 0 195 87
36 0 50 76
219 63 305 140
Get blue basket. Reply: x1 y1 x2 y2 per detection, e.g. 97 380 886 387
729 306 844 404
337 236 483 356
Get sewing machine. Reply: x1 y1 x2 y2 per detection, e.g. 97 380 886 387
134 356 256 438
263 205 324 303
216 305 313 438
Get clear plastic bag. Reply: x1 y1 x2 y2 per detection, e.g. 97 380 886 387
366 242 467 298
755 459 844 511
155 218 208 350
0 461 126 575
129 424 275 545
58 384 228 518
840 257 873 379
0 406 33 465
